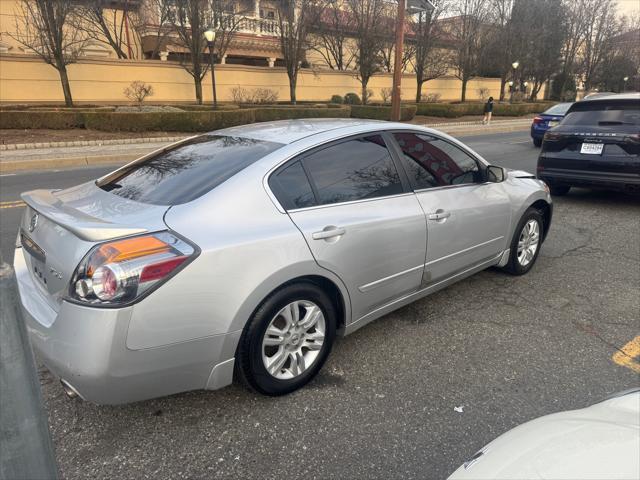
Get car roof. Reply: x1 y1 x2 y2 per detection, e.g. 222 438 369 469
580 92 640 102
214 118 394 144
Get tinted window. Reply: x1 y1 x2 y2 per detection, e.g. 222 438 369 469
393 133 480 188
544 103 572 116
98 135 282 205
563 102 640 126
270 161 315 210
303 135 403 205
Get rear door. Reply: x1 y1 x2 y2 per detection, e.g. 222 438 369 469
388 132 511 283
269 134 427 321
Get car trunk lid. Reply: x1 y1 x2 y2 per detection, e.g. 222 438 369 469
19 182 169 313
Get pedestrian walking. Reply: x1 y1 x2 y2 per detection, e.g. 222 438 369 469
482 96 494 125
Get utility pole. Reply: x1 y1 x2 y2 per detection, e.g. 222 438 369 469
0 260 58 480
391 0 407 122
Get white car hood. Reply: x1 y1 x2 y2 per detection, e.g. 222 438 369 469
449 392 640 480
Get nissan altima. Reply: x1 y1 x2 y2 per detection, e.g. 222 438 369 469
14 119 552 404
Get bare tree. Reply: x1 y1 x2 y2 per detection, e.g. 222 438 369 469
76 0 140 59
8 0 88 106
558 0 591 99
170 0 245 104
380 37 414 73
347 0 388 104
309 0 355 70
486 0 514 100
276 0 318 103
580 0 621 92
133 0 174 60
447 0 491 102
411 1 451 103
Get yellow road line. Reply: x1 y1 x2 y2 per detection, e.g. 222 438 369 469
0 201 26 209
612 335 640 374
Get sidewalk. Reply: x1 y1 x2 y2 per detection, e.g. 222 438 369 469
0 119 531 174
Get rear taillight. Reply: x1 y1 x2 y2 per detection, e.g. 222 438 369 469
68 231 197 306
532 116 543 125
543 132 563 141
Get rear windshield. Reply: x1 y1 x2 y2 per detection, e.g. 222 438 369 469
544 103 572 116
98 135 282 205
562 101 640 127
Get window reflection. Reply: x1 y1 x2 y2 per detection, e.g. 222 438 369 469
100 135 282 205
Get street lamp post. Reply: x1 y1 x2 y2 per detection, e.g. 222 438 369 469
623 76 629 92
510 61 519 103
204 29 217 108
523 81 528 99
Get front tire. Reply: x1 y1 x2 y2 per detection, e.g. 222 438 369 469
502 208 544 276
236 282 336 395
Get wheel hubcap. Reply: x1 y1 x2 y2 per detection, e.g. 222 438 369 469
261 300 326 380
517 219 540 267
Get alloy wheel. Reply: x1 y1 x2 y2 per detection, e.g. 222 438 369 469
517 219 540 267
261 300 326 380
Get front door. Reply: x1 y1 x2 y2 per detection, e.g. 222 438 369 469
269 134 427 321
389 132 511 283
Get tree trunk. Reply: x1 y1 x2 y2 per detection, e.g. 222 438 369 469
57 65 73 107
416 78 424 103
289 73 297 104
194 77 203 105
361 81 368 105
461 77 468 103
499 76 507 101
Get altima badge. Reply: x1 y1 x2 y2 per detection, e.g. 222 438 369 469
29 213 39 232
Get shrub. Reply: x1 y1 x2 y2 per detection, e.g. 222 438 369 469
82 110 255 132
380 87 393 104
477 87 490 101
254 106 350 122
350 105 417 121
0 111 85 129
174 104 240 111
344 92 361 105
330 94 344 104
420 93 441 103
124 81 154 106
230 86 279 104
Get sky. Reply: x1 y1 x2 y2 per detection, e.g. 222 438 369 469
617 0 639 17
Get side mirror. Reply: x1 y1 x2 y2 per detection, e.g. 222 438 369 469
486 165 505 183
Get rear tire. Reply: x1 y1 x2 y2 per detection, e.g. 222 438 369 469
533 137 542 147
236 282 336 396
549 185 570 196
502 208 544 276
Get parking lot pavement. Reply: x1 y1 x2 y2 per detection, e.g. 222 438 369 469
2 131 639 479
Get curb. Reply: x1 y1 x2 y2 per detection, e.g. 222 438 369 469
0 136 188 151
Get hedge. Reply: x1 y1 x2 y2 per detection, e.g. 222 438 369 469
0 106 351 131
350 105 417 121
253 106 350 122
0 111 86 129
415 102 556 118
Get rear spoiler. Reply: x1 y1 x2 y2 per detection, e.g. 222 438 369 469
21 189 147 242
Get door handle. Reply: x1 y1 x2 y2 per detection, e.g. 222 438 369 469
427 211 451 221
312 226 346 240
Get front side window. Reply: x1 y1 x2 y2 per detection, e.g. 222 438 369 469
393 133 481 188
98 135 283 205
302 135 403 206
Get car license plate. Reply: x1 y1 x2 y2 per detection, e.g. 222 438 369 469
580 143 603 155
548 121 559 127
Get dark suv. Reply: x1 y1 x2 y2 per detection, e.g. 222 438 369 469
537 93 640 195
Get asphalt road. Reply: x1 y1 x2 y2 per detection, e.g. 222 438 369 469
1 130 639 480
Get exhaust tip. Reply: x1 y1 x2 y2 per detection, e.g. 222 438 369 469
60 379 81 400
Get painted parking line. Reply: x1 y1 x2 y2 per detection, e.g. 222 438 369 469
612 335 640 374
0 201 25 209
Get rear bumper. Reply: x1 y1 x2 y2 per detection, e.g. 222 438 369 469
538 167 640 191
14 247 238 404
530 125 547 140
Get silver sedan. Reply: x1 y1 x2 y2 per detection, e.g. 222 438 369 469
14 119 552 404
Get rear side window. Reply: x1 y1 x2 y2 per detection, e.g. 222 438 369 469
302 135 403 206
270 161 315 210
562 101 640 126
544 103 572 116
98 135 282 205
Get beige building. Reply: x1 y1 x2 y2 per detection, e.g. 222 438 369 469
0 0 506 104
